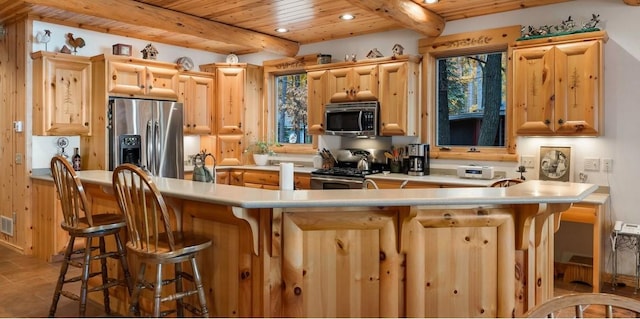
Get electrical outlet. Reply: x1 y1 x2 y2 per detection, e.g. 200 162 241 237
584 158 600 171
521 155 535 168
603 158 613 172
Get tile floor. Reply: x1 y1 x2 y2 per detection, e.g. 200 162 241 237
1 243 639 317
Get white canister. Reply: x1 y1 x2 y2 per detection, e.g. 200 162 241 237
313 154 323 169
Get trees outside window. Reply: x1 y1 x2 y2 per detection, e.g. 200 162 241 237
275 73 310 145
436 52 507 147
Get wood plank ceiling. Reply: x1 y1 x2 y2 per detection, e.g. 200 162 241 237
1 0 621 57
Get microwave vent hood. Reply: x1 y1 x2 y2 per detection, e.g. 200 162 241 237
324 101 379 137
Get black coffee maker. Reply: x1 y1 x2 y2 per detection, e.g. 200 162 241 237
407 144 430 176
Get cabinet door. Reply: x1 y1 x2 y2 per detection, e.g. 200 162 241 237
281 208 403 317
553 40 601 135
352 64 378 101
379 62 412 136
215 170 230 184
145 66 179 99
307 70 328 134
217 134 243 166
327 66 378 102
216 67 245 134
229 170 244 186
294 173 310 190
181 75 214 135
327 67 352 102
34 55 92 135
512 46 557 135
108 61 147 96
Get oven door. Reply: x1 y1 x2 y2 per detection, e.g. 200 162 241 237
310 175 364 189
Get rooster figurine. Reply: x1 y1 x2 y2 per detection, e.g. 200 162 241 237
66 33 85 54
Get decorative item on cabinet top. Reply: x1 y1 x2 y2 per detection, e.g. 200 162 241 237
176 56 194 71
112 43 132 56
66 33 85 55
519 14 601 40
141 43 158 60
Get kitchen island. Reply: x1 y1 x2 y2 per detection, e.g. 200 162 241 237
31 171 597 317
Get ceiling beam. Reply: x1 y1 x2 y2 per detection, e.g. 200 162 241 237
21 0 300 56
347 0 445 38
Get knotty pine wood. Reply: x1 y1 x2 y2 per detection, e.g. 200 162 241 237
0 18 31 253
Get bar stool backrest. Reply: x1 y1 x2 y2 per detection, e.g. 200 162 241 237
112 163 176 253
50 155 93 228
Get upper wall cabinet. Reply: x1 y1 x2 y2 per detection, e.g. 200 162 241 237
97 56 179 99
178 72 215 135
327 64 378 102
31 51 92 136
511 31 607 136
307 70 329 135
306 55 421 137
200 63 263 165
378 60 420 136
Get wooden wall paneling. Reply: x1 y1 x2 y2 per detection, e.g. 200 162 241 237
0 17 31 252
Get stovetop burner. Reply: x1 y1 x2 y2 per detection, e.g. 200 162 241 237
312 167 381 178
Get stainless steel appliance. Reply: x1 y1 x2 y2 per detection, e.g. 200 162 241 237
324 101 379 137
407 144 430 176
108 98 184 178
310 149 384 189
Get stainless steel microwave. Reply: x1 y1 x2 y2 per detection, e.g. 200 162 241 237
324 101 379 137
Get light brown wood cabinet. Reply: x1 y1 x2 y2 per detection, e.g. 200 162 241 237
31 51 92 136
199 63 263 165
106 59 179 99
327 64 378 102
306 70 328 134
228 169 310 190
378 60 420 136
306 55 421 136
512 31 606 136
178 72 214 135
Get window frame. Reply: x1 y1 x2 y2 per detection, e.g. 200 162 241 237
419 25 521 162
262 55 319 155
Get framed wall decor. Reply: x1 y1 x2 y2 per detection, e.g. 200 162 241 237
538 146 573 182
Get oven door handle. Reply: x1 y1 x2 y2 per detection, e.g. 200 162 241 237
311 176 364 184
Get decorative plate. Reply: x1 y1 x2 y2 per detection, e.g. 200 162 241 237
226 53 239 64
176 56 194 71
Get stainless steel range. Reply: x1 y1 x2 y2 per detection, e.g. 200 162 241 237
310 149 385 189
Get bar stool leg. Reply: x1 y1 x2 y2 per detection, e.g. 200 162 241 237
175 263 184 317
154 263 163 318
49 236 76 317
191 256 209 317
79 237 93 317
114 232 133 296
98 237 112 314
130 263 146 316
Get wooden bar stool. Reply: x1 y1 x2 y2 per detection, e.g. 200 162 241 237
112 164 211 317
49 155 133 317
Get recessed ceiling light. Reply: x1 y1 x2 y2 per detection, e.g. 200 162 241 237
275 27 289 33
424 0 438 3
339 14 355 20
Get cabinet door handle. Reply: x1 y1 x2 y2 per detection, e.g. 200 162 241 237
112 75 117 81
558 119 564 124
238 122 242 128
544 119 551 125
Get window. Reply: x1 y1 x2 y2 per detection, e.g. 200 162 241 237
274 73 311 145
419 25 520 161
436 52 507 147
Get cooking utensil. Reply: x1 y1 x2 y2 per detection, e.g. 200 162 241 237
384 152 395 160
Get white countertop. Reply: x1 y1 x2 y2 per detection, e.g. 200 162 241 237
33 170 598 209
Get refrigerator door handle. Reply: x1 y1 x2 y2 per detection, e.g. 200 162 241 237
154 121 160 174
146 120 154 174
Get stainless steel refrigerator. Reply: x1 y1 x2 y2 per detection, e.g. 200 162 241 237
108 98 184 179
